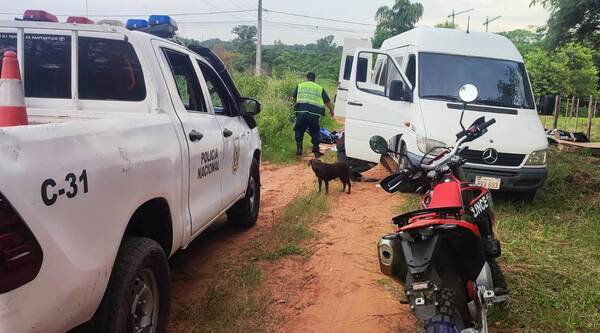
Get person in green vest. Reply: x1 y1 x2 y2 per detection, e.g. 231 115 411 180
293 72 335 158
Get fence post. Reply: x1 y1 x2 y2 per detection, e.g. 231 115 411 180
564 98 570 129
574 98 581 132
552 95 561 130
587 95 594 140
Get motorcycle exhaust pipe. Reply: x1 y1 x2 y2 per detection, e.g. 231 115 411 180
378 233 407 283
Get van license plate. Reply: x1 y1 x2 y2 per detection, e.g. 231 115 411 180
475 176 501 190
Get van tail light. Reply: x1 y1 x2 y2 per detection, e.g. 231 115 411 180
0 193 43 294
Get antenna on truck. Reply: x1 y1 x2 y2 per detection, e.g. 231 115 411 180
466 16 470 33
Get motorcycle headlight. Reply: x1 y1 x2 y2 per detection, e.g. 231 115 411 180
525 149 547 166
417 135 448 156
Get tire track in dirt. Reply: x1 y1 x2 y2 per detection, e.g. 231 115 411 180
269 166 416 333
168 162 314 332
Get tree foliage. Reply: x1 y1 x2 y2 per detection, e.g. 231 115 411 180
372 0 424 48
434 21 459 29
530 0 600 48
525 42 598 97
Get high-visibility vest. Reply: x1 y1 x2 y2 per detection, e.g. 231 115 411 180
295 81 325 116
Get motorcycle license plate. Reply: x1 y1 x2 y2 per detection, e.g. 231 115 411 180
475 176 501 190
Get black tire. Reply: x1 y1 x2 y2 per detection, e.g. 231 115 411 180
227 158 260 228
93 237 170 333
425 289 466 333
398 143 409 170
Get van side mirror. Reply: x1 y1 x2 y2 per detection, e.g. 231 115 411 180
388 80 412 102
539 95 555 116
240 97 261 116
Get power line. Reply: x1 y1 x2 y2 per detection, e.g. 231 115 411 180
263 9 376 27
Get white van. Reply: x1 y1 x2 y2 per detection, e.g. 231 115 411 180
337 27 548 199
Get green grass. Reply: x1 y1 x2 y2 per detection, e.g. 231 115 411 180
541 115 600 142
235 73 339 163
397 148 600 332
174 190 330 332
248 191 329 260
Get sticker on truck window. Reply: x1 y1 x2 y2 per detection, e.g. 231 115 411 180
41 170 89 206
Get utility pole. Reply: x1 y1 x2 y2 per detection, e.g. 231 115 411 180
448 8 474 26
255 0 263 75
483 16 501 32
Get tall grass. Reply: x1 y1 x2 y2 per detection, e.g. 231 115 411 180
234 73 339 163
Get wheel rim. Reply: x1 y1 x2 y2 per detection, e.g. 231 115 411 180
129 268 159 333
248 174 258 216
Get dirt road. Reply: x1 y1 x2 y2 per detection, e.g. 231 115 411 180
168 162 414 332
269 166 415 333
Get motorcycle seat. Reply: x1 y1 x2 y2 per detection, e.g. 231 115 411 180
392 206 463 226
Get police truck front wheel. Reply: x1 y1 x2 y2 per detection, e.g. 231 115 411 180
94 237 170 333
227 158 260 228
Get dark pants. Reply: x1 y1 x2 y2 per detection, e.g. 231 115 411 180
294 112 320 153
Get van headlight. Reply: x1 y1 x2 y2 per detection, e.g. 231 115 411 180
525 149 547 166
417 135 447 155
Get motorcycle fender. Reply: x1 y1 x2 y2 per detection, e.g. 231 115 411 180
401 234 440 276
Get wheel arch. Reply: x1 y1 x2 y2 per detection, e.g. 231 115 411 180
123 198 173 256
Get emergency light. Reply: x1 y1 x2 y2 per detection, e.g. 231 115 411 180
126 19 149 30
66 16 95 24
22 10 58 23
137 15 178 38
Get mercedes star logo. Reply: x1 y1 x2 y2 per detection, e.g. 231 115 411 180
482 148 499 164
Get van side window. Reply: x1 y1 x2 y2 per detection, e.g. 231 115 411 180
197 60 236 116
78 37 146 101
406 54 416 89
24 34 71 99
343 55 354 80
0 33 17 75
162 49 206 113
356 51 408 100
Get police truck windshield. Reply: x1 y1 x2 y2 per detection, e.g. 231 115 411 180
419 52 535 109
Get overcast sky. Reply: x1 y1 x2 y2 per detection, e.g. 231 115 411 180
1 0 549 45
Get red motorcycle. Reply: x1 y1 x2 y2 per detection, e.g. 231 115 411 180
370 85 507 333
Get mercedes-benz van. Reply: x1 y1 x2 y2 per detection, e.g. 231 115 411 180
337 27 548 199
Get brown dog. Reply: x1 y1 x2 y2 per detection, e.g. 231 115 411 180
308 159 351 194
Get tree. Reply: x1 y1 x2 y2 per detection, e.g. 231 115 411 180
317 35 336 51
372 0 424 48
498 29 543 56
231 25 257 49
530 0 600 48
434 21 459 29
559 43 598 96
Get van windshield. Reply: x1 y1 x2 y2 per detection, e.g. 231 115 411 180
419 52 535 109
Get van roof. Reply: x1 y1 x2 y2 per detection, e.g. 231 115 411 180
381 27 523 62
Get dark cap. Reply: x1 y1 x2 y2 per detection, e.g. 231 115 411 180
306 72 316 81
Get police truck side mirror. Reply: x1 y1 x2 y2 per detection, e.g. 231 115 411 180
240 97 261 116
388 80 412 102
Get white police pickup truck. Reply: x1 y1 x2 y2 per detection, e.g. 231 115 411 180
0 12 261 332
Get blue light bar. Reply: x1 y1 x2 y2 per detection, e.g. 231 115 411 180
126 19 148 30
148 15 178 30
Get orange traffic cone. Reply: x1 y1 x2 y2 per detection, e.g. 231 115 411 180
0 51 28 127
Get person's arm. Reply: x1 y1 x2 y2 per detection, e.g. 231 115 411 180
292 86 298 100
322 89 335 116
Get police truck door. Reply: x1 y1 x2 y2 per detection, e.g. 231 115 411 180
158 44 224 235
336 38 371 118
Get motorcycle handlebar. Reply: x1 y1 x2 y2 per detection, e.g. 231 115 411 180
423 118 496 171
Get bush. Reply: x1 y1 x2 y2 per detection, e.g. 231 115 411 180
234 73 340 163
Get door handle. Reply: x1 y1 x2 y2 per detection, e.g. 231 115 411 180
348 101 363 106
188 130 204 142
223 128 233 138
